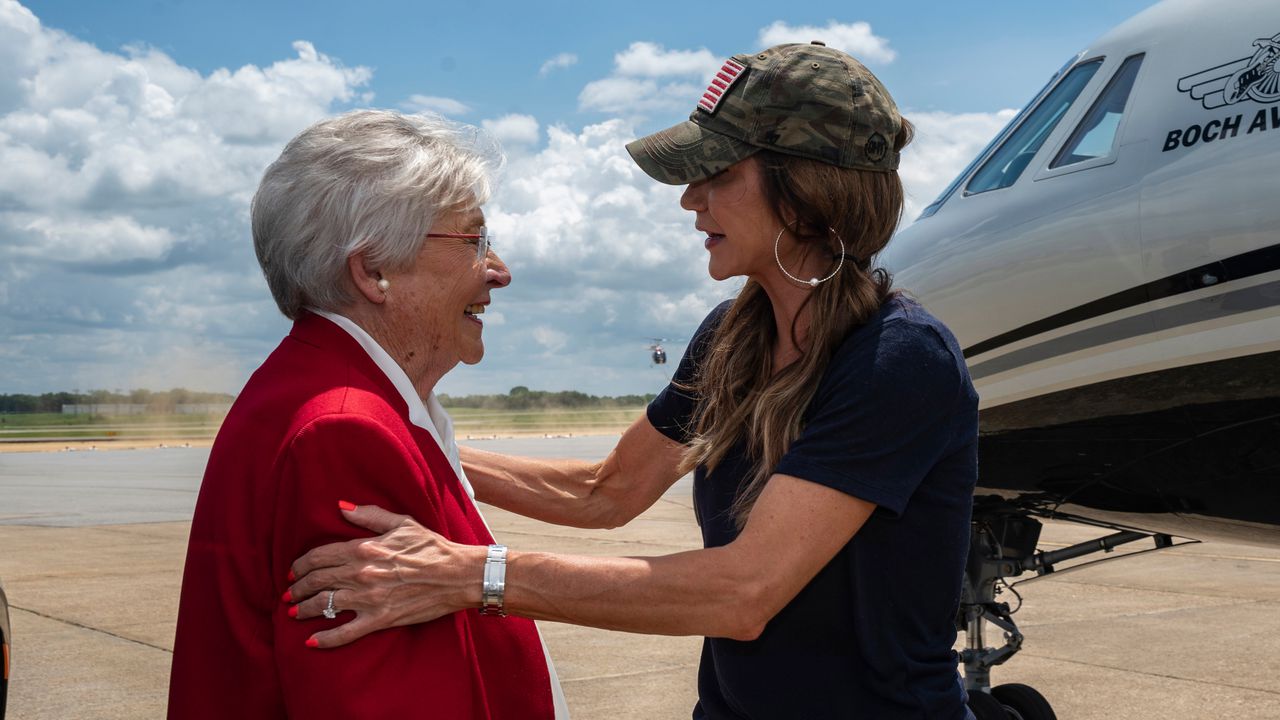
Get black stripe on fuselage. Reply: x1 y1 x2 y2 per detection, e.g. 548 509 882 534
976 349 1280 546
962 242 1280 360
968 275 1280 380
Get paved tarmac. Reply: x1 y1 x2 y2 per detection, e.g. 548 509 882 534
0 439 1278 718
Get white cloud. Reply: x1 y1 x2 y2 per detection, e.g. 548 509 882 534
0 0 368 393
182 41 372 144
482 113 540 146
489 120 700 276
531 326 568 353
758 21 897 64
613 42 720 78
578 42 718 115
12 214 175 263
401 94 470 115
430 119 730 395
539 52 578 76
579 76 702 114
897 108 1017 223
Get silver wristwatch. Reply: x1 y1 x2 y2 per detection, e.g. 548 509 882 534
480 544 508 617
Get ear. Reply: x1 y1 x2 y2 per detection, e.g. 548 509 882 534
347 252 386 305
775 195 799 228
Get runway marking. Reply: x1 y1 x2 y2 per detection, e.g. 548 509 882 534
1168 551 1280 564
0 513 59 522
10 604 173 654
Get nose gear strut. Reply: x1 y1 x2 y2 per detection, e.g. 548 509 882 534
958 501 1192 719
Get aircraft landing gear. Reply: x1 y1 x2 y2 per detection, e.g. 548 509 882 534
991 683 1056 719
959 501 1187 720
967 682 1057 720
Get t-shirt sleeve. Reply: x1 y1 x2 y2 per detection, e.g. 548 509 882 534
646 300 733 444
774 320 965 517
271 414 483 719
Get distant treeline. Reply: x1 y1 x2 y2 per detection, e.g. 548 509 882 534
0 389 237 414
439 386 654 411
0 386 651 413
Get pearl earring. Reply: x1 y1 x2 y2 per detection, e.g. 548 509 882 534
377 278 390 292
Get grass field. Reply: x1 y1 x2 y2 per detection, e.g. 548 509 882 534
0 413 225 442
0 407 644 444
447 407 643 436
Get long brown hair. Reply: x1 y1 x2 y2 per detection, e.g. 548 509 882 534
680 120 915 528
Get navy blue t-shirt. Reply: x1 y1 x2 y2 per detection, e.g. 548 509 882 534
647 295 978 720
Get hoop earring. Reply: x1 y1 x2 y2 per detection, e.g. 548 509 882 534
773 226 846 288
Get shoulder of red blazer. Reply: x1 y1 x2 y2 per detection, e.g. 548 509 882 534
236 311 414 440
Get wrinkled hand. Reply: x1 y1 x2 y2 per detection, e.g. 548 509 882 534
284 503 483 648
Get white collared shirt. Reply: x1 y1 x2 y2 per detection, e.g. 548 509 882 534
307 307 570 719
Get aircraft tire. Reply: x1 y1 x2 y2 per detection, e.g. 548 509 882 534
966 689 1010 719
992 683 1057 720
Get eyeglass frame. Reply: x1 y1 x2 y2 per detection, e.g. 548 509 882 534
424 227 494 262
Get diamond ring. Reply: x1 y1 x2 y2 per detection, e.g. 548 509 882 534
323 590 337 619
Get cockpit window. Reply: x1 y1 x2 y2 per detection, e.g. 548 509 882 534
965 58 1103 194
1051 54 1144 168
916 57 1076 220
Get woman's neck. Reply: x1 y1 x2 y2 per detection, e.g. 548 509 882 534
341 304 448 401
755 276 813 370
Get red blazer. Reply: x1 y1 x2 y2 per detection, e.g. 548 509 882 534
168 312 554 719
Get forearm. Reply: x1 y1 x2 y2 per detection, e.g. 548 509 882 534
501 545 770 641
463 417 685 529
462 446 616 528
288 477 872 650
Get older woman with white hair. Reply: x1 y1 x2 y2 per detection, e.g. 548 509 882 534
168 110 567 720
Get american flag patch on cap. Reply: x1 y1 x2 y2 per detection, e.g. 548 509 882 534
697 59 747 114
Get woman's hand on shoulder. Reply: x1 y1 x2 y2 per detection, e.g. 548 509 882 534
284 503 484 648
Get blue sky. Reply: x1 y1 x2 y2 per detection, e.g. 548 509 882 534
25 0 1156 122
1 0 1160 397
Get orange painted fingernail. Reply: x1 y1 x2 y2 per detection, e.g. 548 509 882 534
338 500 357 512
288 605 298 618
287 569 296 582
282 589 292 603
306 637 319 648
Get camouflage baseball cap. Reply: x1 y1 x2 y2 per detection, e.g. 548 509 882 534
627 42 903 185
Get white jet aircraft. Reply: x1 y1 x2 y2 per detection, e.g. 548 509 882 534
883 0 1280 716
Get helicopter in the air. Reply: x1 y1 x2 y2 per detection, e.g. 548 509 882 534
648 339 669 366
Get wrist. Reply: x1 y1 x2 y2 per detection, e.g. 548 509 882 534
458 543 489 610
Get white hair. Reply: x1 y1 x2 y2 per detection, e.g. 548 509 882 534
251 109 502 319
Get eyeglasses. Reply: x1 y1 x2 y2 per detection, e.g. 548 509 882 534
425 227 495 262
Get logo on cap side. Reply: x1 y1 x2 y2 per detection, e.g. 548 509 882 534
698 59 747 114
865 133 888 163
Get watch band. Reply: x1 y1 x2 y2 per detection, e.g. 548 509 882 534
480 544 508 617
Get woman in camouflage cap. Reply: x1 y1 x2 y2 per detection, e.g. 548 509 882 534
287 43 979 720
